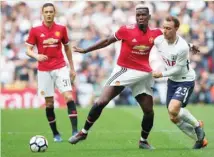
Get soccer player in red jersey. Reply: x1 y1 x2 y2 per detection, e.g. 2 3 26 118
25 3 78 142
69 4 162 149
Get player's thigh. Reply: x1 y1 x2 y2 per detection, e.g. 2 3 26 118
132 72 154 112
53 67 72 94
172 81 195 108
131 72 154 98
37 70 54 97
97 86 125 105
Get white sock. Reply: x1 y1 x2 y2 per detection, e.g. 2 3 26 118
176 120 197 141
179 108 200 128
81 129 88 134
140 137 147 142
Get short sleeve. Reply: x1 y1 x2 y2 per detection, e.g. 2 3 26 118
62 26 69 45
26 28 36 46
114 26 127 41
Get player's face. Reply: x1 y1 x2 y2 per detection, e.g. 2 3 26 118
136 9 150 28
42 6 55 23
163 21 177 40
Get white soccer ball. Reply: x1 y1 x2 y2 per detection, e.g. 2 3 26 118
29 135 48 152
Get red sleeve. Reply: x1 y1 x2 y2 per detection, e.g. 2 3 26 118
114 26 127 40
26 28 36 45
62 26 69 45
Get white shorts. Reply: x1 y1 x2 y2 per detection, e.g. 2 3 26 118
105 65 154 97
38 66 72 97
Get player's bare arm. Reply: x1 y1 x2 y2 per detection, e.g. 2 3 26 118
73 35 117 54
26 44 48 62
64 44 76 81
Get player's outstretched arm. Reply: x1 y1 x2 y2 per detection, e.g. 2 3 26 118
73 35 117 54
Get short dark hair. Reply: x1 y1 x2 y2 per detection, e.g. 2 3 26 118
42 3 55 11
165 16 180 28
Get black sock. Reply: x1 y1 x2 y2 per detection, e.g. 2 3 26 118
141 111 154 139
84 103 105 131
46 107 59 136
67 101 78 132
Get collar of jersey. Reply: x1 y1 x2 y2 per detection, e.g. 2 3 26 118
42 21 56 30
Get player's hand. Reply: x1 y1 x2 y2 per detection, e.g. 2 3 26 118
70 69 76 82
36 54 48 62
73 46 86 54
189 44 200 54
152 71 163 78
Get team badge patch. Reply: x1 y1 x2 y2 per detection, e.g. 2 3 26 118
55 31 60 37
171 55 177 61
149 37 154 44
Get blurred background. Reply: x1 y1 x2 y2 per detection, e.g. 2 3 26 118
1 1 214 109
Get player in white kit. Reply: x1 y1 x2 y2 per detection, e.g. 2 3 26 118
152 16 208 149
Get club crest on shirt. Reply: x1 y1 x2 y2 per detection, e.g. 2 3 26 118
149 37 154 44
171 55 177 61
55 31 60 37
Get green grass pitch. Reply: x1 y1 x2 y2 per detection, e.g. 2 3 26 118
1 105 214 157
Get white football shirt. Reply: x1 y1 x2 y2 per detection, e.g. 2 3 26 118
154 35 196 82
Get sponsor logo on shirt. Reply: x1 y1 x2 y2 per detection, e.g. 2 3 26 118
132 45 150 55
43 38 59 47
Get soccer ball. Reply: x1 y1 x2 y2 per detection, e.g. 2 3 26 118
29 135 48 152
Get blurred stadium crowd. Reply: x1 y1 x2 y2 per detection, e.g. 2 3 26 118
1 1 214 107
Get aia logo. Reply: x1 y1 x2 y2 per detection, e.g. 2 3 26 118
162 57 176 66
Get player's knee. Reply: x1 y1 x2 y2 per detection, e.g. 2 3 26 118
63 92 73 103
143 109 154 116
168 106 179 116
96 98 109 106
45 99 54 108
169 115 179 124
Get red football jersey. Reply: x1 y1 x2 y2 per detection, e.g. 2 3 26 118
114 24 162 72
26 22 69 71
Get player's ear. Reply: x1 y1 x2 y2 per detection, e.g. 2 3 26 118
148 14 151 20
